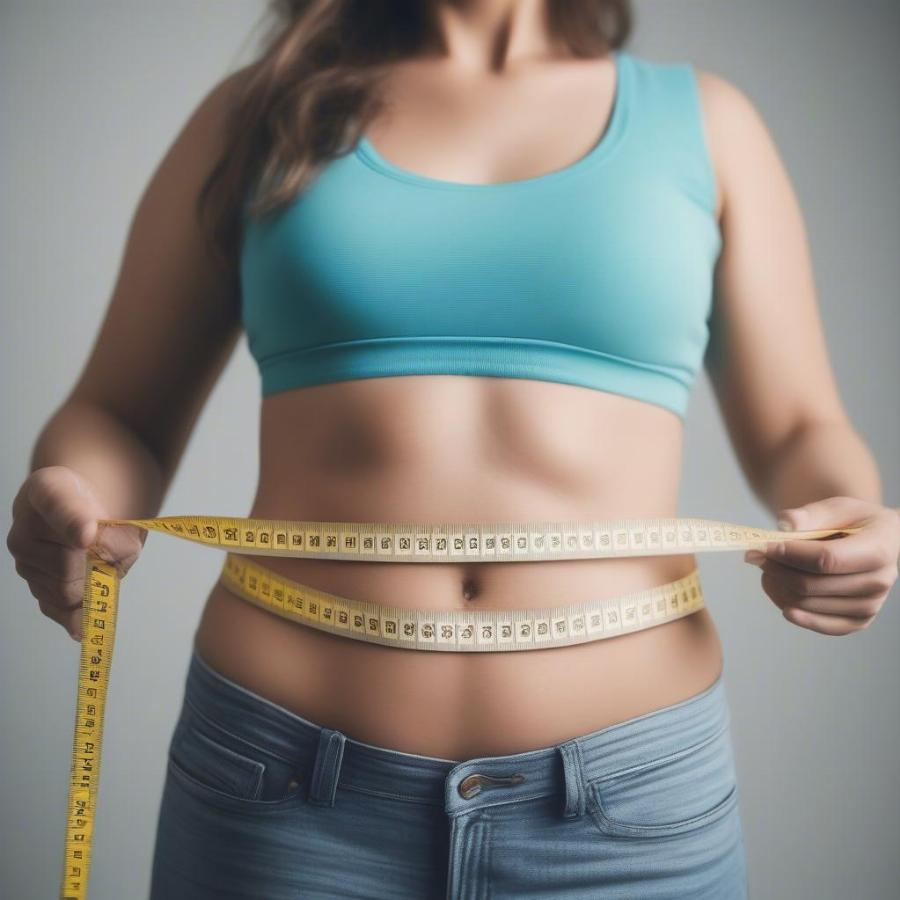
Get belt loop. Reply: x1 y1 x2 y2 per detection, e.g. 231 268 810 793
558 739 586 819
307 727 347 808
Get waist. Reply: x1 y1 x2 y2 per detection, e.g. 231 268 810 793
192 578 724 757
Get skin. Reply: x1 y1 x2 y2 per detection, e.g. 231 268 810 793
11 1 898 761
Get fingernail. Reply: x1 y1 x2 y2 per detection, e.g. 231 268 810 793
744 550 765 567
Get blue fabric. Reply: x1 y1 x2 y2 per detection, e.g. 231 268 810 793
239 49 722 420
149 646 749 898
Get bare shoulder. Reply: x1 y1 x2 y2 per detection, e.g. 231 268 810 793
693 67 780 222
136 62 256 255
180 63 255 154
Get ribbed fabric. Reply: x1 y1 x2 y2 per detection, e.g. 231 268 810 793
239 49 722 420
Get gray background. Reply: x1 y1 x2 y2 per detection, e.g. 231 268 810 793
2 1 898 897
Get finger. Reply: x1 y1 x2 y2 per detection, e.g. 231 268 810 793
11 478 31 518
27 574 85 638
764 528 889 575
777 496 878 534
761 570 883 619
772 591 881 620
6 504 67 550
54 604 84 641
15 560 85 612
27 469 100 548
751 555 894 598
88 522 144 576
11 539 88 586
31 574 85 638
781 606 872 635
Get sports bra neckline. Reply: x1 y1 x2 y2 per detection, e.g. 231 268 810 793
353 49 632 193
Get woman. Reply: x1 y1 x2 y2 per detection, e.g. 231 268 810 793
8 1 898 897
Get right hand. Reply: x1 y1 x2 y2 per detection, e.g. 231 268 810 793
6 466 146 642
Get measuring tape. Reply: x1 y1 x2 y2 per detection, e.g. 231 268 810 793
60 513 861 899
219 552 707 652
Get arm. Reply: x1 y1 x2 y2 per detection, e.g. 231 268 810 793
697 70 898 635
29 67 251 521
30 402 166 523
696 70 883 516
752 422 881 514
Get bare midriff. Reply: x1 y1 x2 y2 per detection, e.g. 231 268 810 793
192 374 724 761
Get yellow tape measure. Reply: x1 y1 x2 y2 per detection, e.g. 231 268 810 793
220 552 708 652
60 513 861 899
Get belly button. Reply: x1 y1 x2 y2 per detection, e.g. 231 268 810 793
461 576 481 602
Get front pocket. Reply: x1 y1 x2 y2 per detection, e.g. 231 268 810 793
585 724 741 838
166 707 305 815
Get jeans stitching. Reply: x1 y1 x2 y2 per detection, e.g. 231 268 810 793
559 741 585 818
183 693 301 767
584 719 731 787
183 721 266 799
166 755 304 815
587 780 739 837
583 720 739 837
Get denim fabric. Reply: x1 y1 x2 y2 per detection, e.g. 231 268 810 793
149 646 749 899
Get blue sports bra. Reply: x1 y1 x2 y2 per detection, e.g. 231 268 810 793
239 49 722 421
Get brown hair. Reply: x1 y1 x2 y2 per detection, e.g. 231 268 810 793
198 0 632 267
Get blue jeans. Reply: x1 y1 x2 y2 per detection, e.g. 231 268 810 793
149 646 749 899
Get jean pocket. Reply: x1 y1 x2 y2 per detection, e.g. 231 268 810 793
166 703 305 815
585 723 740 839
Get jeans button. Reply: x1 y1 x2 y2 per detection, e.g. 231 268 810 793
458 774 485 799
458 772 526 799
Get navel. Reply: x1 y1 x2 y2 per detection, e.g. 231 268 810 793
461 576 481 602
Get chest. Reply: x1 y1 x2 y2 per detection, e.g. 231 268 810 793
236 50 723 421
240 159 718 358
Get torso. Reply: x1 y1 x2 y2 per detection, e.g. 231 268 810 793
194 53 726 761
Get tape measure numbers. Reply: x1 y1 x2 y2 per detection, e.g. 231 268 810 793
60 514 860 899
220 552 707 652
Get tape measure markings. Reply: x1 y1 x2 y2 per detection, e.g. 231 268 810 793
96 515 859 562
220 552 705 652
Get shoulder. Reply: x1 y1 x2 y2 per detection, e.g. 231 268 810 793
626 52 767 139
142 63 257 211
693 66 782 219
180 62 256 145
693 66 768 136
623 54 774 218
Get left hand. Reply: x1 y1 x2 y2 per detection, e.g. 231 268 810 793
744 496 900 635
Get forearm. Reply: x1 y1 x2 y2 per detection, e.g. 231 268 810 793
757 420 883 516
29 400 167 520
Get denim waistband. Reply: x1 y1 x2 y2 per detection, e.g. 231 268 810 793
184 644 729 817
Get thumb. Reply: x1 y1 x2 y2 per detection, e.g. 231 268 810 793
776 495 875 533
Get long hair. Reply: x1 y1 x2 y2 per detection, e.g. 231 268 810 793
197 0 632 266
